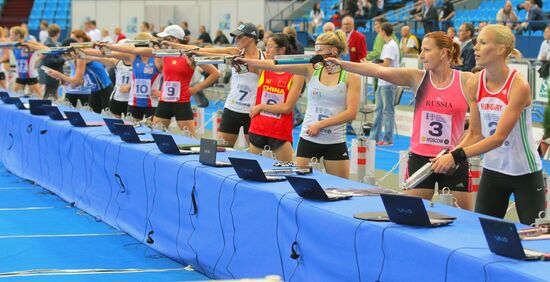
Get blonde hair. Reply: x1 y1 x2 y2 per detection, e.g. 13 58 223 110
316 30 348 55
133 32 156 40
483 24 515 57
9 26 25 39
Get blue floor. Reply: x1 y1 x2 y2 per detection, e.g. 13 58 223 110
0 164 208 281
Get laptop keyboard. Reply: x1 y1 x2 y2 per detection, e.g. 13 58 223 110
524 248 544 258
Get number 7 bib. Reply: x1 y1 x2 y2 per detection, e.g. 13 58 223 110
420 110 452 146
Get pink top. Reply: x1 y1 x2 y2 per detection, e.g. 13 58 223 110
410 69 469 157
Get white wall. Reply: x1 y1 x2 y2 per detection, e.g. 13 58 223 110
72 0 272 39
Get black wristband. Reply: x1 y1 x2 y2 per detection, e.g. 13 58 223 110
450 148 467 163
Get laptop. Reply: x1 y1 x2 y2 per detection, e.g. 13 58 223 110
380 194 454 227
479 217 549 261
29 99 53 115
12 98 30 110
64 111 104 127
103 118 143 136
228 157 286 182
115 123 154 144
286 176 352 201
151 133 197 154
0 91 11 103
199 138 231 167
42 105 67 120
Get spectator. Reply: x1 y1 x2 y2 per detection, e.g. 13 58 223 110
331 11 342 28
440 0 455 32
39 20 48 43
369 22 400 146
261 30 273 50
343 0 359 17
86 20 101 41
496 1 519 29
341 16 367 62
365 0 383 19
537 25 550 61
457 23 475 72
195 25 212 44
283 26 304 54
516 0 546 34
180 21 191 42
310 2 325 33
367 17 397 61
213 30 229 45
415 0 439 33
41 24 65 100
477 21 488 33
256 25 265 50
113 27 126 43
100 28 113 43
400 25 420 54
323 22 335 33
447 26 459 43
139 21 150 33
20 23 37 42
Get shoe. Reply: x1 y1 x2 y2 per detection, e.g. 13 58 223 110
376 141 393 146
293 118 303 128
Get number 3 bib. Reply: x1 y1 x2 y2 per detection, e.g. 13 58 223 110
419 110 452 146
162 81 181 102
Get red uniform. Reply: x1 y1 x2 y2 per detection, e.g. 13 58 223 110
249 70 294 142
160 57 194 103
347 30 367 63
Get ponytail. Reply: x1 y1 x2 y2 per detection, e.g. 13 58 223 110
317 30 348 55
450 41 461 67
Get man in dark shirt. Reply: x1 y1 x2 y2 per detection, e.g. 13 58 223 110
440 0 455 32
195 25 212 44
41 24 65 100
213 30 229 45
416 0 439 33
457 23 475 72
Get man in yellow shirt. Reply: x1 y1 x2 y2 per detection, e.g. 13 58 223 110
399 25 419 55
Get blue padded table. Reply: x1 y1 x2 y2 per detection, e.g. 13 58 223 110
1 99 550 282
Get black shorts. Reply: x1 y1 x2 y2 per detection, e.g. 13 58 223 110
248 132 289 151
406 152 470 192
0 72 5 80
219 108 251 135
89 85 114 114
16 78 38 85
296 137 349 161
65 93 90 108
127 105 156 120
109 99 128 116
154 101 193 121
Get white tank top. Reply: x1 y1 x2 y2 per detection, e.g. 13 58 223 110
112 60 133 102
0 49 5 74
224 50 264 113
300 68 348 144
477 68 541 175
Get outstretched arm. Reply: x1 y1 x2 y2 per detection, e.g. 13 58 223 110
325 57 422 89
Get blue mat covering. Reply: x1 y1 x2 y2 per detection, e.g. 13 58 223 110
1 99 550 281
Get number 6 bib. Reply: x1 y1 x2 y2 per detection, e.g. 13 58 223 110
162 81 181 102
260 91 284 118
419 110 452 146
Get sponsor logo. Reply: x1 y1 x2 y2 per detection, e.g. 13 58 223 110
397 208 413 214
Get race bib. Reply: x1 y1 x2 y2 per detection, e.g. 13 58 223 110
17 60 28 74
260 90 284 119
419 110 452 146
231 83 253 107
83 74 97 90
162 81 181 102
119 74 131 85
134 78 151 99
315 107 333 134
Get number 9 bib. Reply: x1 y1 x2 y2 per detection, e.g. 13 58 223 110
162 81 181 102
419 110 452 146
